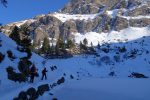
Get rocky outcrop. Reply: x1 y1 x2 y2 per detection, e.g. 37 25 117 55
14 76 66 100
60 20 77 40
127 0 143 9
127 5 150 16
95 14 112 32
114 16 128 31
37 84 50 96
129 72 148 78
6 66 27 83
29 15 62 44
60 0 104 14
0 52 5 63
0 25 15 36
60 0 128 14
129 18 150 27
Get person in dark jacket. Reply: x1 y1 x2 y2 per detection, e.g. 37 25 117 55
41 67 48 80
30 64 37 83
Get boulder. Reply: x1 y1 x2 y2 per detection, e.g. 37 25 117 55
57 77 65 85
6 66 27 83
18 91 28 100
0 52 5 63
129 72 148 78
101 56 111 64
37 84 50 96
26 87 38 99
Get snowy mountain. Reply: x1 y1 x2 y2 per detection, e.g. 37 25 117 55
0 0 150 100
1 0 150 47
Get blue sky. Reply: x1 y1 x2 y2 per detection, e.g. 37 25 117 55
0 0 69 24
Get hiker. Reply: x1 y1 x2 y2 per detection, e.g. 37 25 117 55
41 67 48 80
30 64 37 83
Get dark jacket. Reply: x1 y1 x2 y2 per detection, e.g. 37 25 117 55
42 68 47 74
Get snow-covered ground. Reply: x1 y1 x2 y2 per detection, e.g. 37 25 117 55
7 19 36 27
74 27 150 46
42 78 150 100
51 12 99 22
120 15 150 20
0 25 150 100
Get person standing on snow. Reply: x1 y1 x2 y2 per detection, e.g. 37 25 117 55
41 67 48 80
30 64 37 83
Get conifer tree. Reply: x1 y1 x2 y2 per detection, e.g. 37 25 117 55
19 24 31 48
0 0 7 7
10 26 20 44
79 41 83 50
55 38 65 55
55 38 60 56
90 42 93 47
41 37 50 54
97 42 101 49
82 38 88 50
83 38 88 46
90 42 95 52
66 39 75 48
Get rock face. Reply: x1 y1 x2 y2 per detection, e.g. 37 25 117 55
114 16 128 31
127 5 150 16
60 20 77 40
1 0 150 47
29 15 62 44
129 18 150 27
60 0 127 14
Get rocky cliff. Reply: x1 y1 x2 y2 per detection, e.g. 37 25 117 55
1 0 150 47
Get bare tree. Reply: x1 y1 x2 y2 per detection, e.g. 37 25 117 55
0 0 7 7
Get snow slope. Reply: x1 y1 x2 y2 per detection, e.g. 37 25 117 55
51 12 99 22
7 19 36 27
0 27 150 100
74 27 150 46
48 78 150 100
120 15 150 20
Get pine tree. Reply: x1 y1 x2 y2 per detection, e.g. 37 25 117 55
48 45 53 55
121 0 126 8
66 39 75 48
55 39 60 56
19 24 31 48
10 26 21 45
41 37 50 54
97 42 101 49
105 23 110 31
90 42 95 52
82 38 88 50
21 38 31 48
0 0 7 7
90 42 93 47
55 38 65 55
20 24 30 36
79 41 83 50
83 38 88 46
59 39 65 51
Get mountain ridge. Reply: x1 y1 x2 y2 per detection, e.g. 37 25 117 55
0 0 150 48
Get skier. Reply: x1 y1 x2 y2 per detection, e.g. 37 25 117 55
41 67 48 80
30 64 37 83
